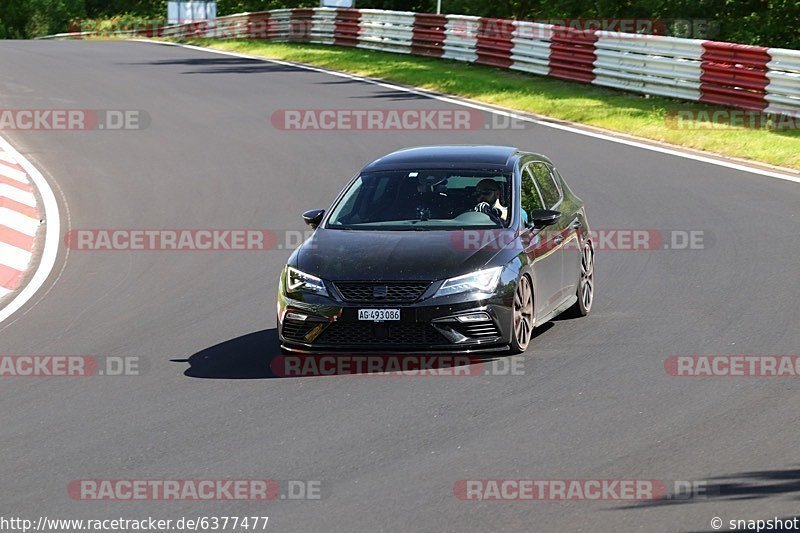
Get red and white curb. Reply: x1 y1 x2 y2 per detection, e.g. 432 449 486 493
0 150 40 298
0 135 60 325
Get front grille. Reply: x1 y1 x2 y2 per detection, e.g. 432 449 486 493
282 319 324 342
451 321 501 339
314 322 447 346
333 282 430 303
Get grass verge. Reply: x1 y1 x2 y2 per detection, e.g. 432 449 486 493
184 39 800 171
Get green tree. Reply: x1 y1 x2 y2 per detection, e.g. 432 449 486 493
25 0 85 37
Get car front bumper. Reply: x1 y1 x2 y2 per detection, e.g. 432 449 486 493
277 290 513 354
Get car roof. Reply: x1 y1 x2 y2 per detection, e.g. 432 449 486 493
361 145 522 172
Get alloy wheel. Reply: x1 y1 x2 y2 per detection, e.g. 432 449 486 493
512 275 534 351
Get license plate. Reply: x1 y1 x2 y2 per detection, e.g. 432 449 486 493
358 309 400 322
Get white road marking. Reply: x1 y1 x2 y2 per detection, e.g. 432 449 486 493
0 286 11 297
0 207 40 236
136 39 800 185
0 241 33 271
0 184 37 207
0 152 18 165
0 135 60 324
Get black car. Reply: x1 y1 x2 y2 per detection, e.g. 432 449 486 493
277 145 593 354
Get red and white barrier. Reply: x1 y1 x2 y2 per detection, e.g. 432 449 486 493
355 10 410 54
412 13 446 57
46 8 800 116
475 18 515 69
510 22 551 77
550 26 598 83
593 34 704 101
699 42 771 111
765 48 800 115
443 15 479 63
309 8 336 44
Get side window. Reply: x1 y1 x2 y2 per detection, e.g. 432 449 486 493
531 163 561 208
521 166 545 219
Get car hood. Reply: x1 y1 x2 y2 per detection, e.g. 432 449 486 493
295 228 514 282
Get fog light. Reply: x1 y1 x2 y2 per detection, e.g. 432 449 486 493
455 312 491 323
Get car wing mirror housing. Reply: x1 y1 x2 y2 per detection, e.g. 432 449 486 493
302 209 325 229
529 209 561 228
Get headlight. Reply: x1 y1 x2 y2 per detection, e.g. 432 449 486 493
286 266 328 296
435 266 502 297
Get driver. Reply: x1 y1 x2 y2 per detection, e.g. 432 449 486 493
472 179 507 223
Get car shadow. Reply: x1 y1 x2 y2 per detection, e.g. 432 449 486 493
172 329 280 379
348 91 432 101
173 328 511 380
609 466 800 512
551 313 579 322
532 321 555 335
122 57 307 75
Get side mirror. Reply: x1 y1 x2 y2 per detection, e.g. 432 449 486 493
302 209 325 229
529 209 560 228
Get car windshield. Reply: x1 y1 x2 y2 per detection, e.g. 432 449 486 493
326 170 512 230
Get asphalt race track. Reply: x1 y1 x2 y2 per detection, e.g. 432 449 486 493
0 40 799 532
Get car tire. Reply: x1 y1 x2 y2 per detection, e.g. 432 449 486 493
566 241 594 317
509 274 534 354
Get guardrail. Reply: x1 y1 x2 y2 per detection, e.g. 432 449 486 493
48 8 800 116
